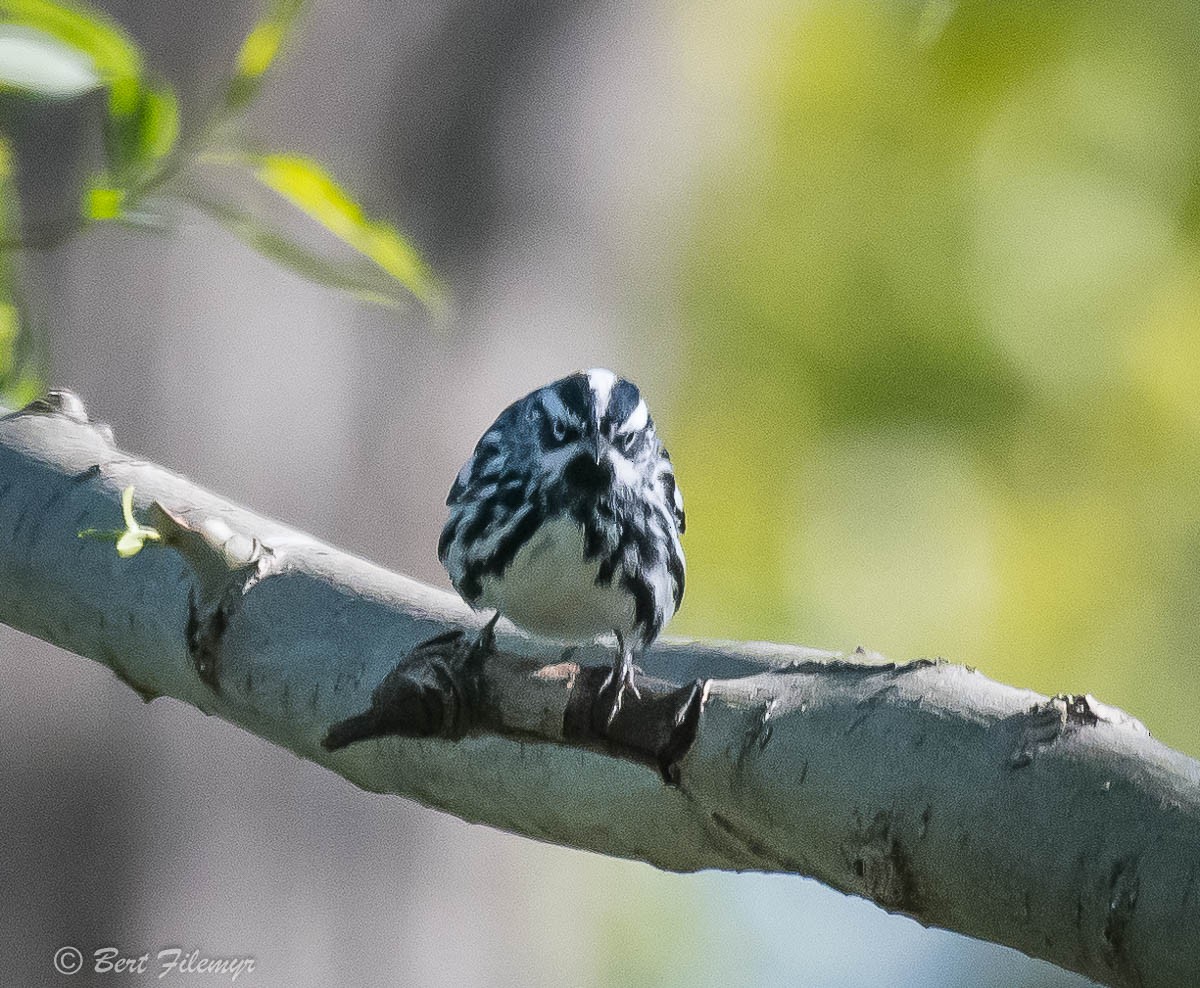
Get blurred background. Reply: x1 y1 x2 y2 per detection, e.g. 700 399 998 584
2 0 1199 984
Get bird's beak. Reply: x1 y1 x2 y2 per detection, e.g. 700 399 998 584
588 411 604 462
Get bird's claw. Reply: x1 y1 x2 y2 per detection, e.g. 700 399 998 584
466 612 500 672
474 612 499 654
599 658 640 728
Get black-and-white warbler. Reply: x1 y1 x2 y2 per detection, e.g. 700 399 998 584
439 369 685 717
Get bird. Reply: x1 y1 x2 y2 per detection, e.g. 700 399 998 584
438 368 685 723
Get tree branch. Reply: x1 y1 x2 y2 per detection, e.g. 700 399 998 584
1 394 1198 988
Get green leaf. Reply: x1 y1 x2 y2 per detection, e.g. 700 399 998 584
251 152 440 307
0 135 38 404
115 528 146 557
184 189 425 308
132 83 178 163
1 367 41 405
85 182 123 219
0 302 16 377
102 77 179 190
79 485 161 558
226 0 307 109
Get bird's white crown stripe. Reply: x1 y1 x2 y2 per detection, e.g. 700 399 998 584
586 368 618 417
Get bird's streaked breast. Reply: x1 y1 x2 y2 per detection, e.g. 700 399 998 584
475 514 637 642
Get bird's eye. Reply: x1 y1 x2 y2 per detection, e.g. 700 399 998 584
544 416 580 447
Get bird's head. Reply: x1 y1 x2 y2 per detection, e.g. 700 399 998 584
520 368 656 503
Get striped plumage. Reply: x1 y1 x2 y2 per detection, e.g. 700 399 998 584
439 369 684 712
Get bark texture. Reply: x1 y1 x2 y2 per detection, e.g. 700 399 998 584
1 395 1198 988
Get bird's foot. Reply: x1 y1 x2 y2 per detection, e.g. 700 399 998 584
598 656 641 728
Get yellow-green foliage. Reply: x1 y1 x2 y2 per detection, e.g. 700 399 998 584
673 0 1200 755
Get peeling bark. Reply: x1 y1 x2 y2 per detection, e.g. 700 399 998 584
2 395 1200 988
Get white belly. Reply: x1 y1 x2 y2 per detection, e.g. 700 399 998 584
475 514 635 642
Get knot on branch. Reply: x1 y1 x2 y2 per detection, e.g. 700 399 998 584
1009 692 1150 769
322 629 484 748
844 809 922 915
7 388 115 443
151 504 274 692
322 627 708 785
563 665 706 785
